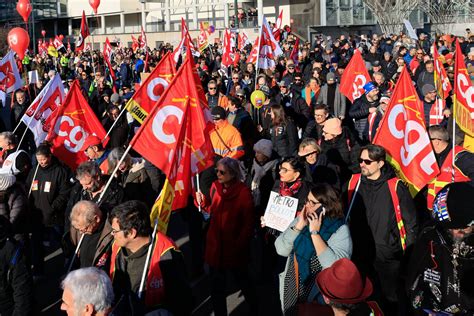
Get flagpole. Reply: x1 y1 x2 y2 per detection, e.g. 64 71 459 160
138 219 158 299
451 96 457 183
345 178 361 223
254 22 262 92
196 173 202 213
27 163 40 197
103 105 128 142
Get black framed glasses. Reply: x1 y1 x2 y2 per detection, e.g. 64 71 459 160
215 168 227 175
305 198 321 208
110 228 124 235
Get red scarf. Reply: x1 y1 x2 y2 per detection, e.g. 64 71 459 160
279 179 302 197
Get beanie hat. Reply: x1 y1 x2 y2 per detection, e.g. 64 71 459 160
211 106 227 120
422 84 436 97
323 118 343 136
433 182 474 229
253 139 273 158
363 82 377 94
326 72 336 82
0 173 16 191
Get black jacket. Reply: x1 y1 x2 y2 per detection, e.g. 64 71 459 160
275 93 311 130
26 159 72 227
102 114 130 149
269 119 299 159
349 94 379 143
0 238 33 316
345 166 418 272
0 185 29 240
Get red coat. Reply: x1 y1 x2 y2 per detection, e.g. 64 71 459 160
203 180 255 269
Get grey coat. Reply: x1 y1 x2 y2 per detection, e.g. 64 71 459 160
317 84 347 118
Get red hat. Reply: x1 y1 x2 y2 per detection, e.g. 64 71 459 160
81 135 102 151
316 258 373 304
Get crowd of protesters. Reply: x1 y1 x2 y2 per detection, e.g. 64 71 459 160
0 22 473 316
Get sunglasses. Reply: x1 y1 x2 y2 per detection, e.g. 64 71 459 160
215 168 227 175
208 87 217 90
358 158 376 165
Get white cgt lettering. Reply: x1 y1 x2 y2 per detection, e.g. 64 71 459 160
147 78 169 102
54 115 87 153
387 103 437 174
352 74 366 100
457 73 474 110
152 105 184 145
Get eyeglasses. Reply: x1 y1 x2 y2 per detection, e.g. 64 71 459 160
305 198 321 208
294 78 302 82
279 166 294 173
232 77 239 80
110 228 124 235
208 87 217 90
358 158 376 165
215 168 227 175
77 222 92 234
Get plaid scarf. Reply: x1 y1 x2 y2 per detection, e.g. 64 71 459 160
279 179 302 197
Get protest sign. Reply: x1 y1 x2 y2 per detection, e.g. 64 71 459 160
263 191 298 232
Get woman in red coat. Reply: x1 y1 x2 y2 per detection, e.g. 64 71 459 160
196 157 257 316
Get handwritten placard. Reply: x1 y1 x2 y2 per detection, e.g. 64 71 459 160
263 191 298 232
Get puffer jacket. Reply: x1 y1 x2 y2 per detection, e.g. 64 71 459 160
269 119 299 159
0 184 28 240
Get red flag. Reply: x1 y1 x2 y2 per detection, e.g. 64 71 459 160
340 49 371 102
103 37 116 82
20 74 66 146
130 54 214 193
272 9 283 41
75 10 90 52
139 26 147 49
125 53 176 123
453 39 474 136
257 17 283 69
198 22 209 53
433 42 452 99
246 36 259 64
53 36 64 50
373 67 439 192
221 29 233 68
289 37 300 65
0 50 23 106
47 81 108 170
181 18 199 56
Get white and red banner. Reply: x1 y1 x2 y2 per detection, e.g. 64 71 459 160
290 37 300 65
125 52 176 123
272 9 283 42
373 67 439 191
53 36 64 50
47 81 108 170
238 32 250 50
75 10 90 52
103 37 116 82
0 50 24 105
21 74 66 146
340 49 371 102
246 36 259 64
221 29 233 69
139 26 147 49
453 38 474 136
257 17 283 69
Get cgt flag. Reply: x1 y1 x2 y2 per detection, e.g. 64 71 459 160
75 10 90 52
453 38 474 136
373 67 439 192
0 50 24 105
125 52 176 124
103 37 116 82
431 42 452 126
257 17 283 69
132 53 214 232
47 80 108 170
21 73 66 146
198 22 209 53
340 49 371 103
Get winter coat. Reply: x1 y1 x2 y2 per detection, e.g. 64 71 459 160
275 93 311 130
25 159 72 227
0 185 28 240
270 119 299 159
117 158 155 208
320 127 361 184
317 83 347 118
349 94 380 142
0 238 33 316
202 180 255 269
344 166 418 273
102 114 130 149
302 119 324 141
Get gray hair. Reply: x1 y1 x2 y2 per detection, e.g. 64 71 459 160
428 125 450 142
70 200 102 227
373 71 385 81
0 132 18 146
217 157 242 181
299 138 321 154
61 267 114 314
107 147 131 174
76 161 101 180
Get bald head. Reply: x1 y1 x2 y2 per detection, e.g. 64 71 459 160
70 201 103 234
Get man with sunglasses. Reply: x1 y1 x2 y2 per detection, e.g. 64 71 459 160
205 80 228 109
345 144 417 315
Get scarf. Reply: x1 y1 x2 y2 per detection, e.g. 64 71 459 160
279 179 302 197
251 158 278 206
294 217 344 283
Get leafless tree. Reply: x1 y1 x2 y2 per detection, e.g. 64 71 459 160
363 0 421 34
421 0 472 34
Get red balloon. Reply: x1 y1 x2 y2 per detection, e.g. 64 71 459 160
59 34 64 41
89 0 100 14
16 0 32 23
41 30 46 37
8 27 30 60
